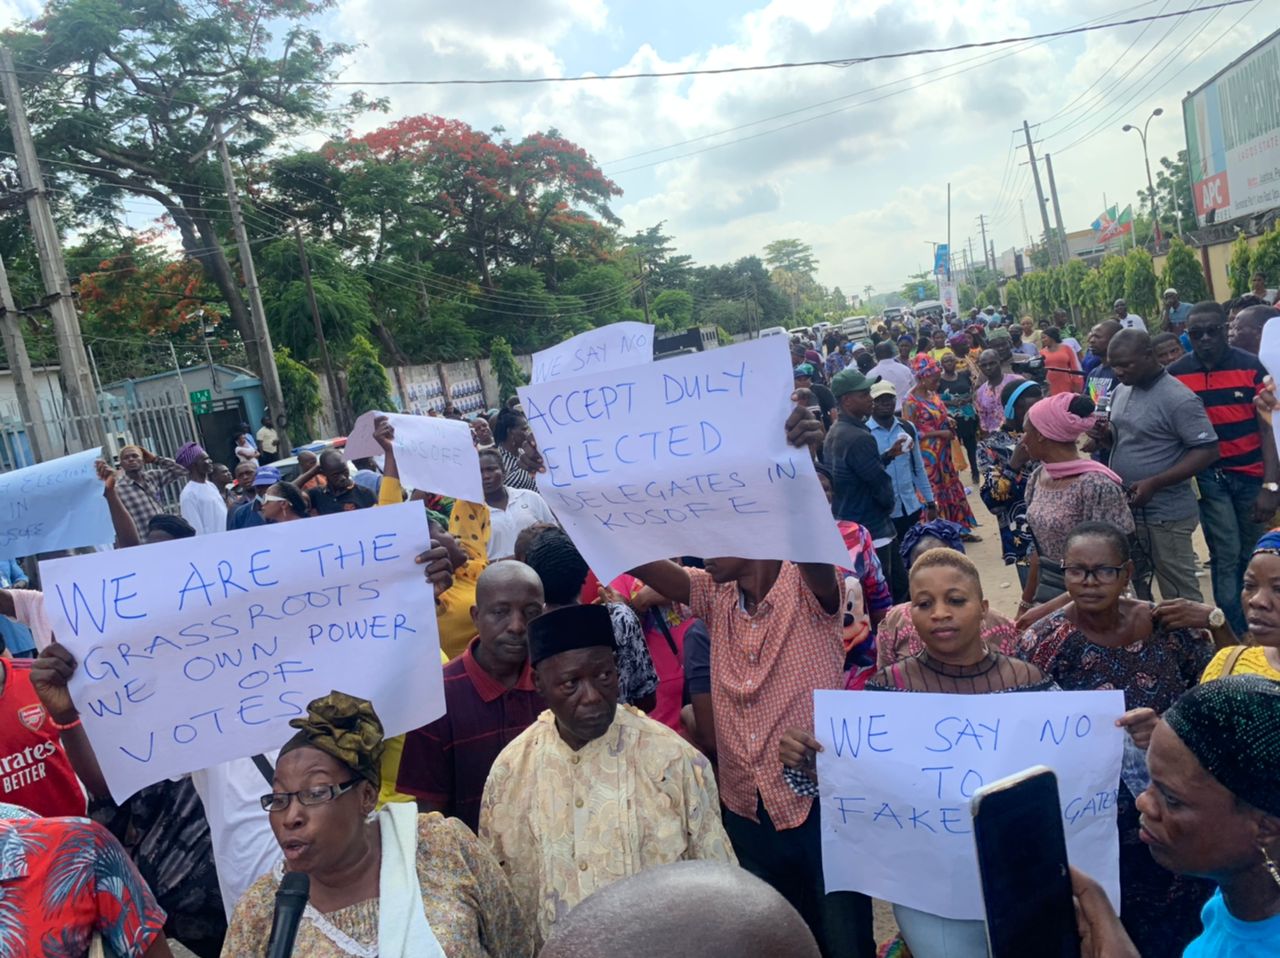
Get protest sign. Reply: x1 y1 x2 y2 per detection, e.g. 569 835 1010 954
1257 317 1280 452
344 411 483 502
40 502 444 801
530 321 654 384
517 336 850 583
0 448 114 559
814 688 1125 920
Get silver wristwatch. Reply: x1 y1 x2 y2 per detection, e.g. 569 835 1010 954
1207 607 1226 629
1263 482 1280 493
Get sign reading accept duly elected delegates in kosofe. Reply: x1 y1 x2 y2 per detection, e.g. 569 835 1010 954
517 336 850 583
0 448 115 560
40 503 445 801
814 689 1126 921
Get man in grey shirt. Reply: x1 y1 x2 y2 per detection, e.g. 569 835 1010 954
1093 329 1219 601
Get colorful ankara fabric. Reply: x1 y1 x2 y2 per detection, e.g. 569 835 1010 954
0 815 167 958
223 813 530 958
479 706 734 949
903 390 977 528
396 639 543 833
1015 610 1216 957
687 563 845 829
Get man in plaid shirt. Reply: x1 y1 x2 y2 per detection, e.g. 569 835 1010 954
113 444 188 537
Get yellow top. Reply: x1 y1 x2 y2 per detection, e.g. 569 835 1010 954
1200 645 1280 682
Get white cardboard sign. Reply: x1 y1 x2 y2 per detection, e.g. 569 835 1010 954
814 688 1125 920
344 411 483 502
0 448 115 559
530 321 654 384
40 503 445 801
516 336 849 582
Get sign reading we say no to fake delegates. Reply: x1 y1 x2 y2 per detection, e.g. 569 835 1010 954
814 689 1126 920
39 503 445 801
518 336 850 583
0 448 115 559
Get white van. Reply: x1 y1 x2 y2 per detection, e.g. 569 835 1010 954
759 326 788 338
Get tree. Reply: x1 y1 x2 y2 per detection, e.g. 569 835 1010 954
627 224 694 290
490 336 526 402
275 348 322 445
901 271 939 303
8 0 358 382
764 239 818 276
652 290 694 332
1099 256 1128 308
978 282 1000 309
1004 279 1023 317
344 336 392 417
256 238 375 363
1229 232 1253 296
1124 249 1159 327
1160 238 1209 305
1250 223 1280 290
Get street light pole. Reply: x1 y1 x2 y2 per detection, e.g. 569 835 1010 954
1122 108 1164 249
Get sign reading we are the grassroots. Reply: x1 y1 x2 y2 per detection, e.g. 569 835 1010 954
40 503 445 801
814 689 1125 921
517 336 849 583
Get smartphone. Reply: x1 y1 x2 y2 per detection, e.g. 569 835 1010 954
971 766 1078 958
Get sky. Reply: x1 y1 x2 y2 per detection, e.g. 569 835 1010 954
3 0 1275 297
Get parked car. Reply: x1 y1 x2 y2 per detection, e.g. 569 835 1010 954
840 316 871 340
759 325 788 338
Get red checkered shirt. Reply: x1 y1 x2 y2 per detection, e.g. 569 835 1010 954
114 458 187 533
688 563 844 830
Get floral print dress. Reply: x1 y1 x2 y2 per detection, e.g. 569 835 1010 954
903 389 977 528
1014 610 1216 958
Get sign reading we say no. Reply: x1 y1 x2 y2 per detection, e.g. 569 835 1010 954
530 321 653 384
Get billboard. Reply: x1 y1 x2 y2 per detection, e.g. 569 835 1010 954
1183 29 1280 227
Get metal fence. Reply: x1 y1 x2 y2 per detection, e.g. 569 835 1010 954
0 389 200 509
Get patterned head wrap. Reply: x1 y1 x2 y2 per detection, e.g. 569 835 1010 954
911 354 942 379
900 519 967 565
282 691 385 787
1252 528 1280 558
175 442 206 469
1164 675 1280 816
947 333 969 349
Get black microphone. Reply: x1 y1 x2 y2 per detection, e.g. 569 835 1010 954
265 871 310 958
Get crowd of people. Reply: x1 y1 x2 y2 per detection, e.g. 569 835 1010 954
0 281 1278 957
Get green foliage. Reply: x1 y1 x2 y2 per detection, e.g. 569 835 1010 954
652 290 694 332
1003 279 1022 317
957 284 977 311
490 336 526 402
1160 239 1209 305
1229 232 1253 296
1099 256 1128 308
389 305 481 363
258 238 375 362
1250 224 1280 289
764 239 818 276
1124 249 1158 327
978 282 1000 309
344 336 393 418
275 348 322 446
901 271 939 303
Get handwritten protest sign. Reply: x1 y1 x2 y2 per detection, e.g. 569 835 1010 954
814 688 1125 920
517 336 849 582
344 411 483 502
0 448 114 560
1256 317 1280 451
531 321 654 384
40 503 444 801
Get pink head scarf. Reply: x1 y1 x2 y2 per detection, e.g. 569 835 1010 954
1026 391 1095 442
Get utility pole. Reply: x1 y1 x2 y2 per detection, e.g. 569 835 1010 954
1020 199 1032 250
215 122 290 451
637 250 651 325
295 225 347 433
0 254 53 462
1044 153 1070 266
1023 120 1057 267
966 237 976 283
0 48 105 451
976 214 992 271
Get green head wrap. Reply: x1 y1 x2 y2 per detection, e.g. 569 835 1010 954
282 691 385 787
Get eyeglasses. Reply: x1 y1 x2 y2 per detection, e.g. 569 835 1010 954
1063 565 1125 584
260 778 360 812
1186 326 1223 341
261 494 286 503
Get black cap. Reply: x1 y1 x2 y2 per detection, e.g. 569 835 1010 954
528 604 616 667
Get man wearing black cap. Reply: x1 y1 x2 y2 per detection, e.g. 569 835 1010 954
824 367 896 592
479 604 734 950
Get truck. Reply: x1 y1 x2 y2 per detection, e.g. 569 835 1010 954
654 325 720 358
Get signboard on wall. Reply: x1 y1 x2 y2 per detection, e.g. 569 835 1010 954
1183 29 1280 227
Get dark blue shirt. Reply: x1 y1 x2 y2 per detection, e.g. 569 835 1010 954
823 414 894 538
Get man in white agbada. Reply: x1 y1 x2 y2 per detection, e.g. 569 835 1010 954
220 692 530 957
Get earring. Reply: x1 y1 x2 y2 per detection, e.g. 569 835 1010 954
365 808 378 824
1262 844 1280 890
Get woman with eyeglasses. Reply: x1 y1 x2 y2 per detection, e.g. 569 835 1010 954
1014 520 1216 957
260 481 311 523
222 691 530 957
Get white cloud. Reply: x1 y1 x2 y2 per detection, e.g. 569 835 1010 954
325 0 1275 291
